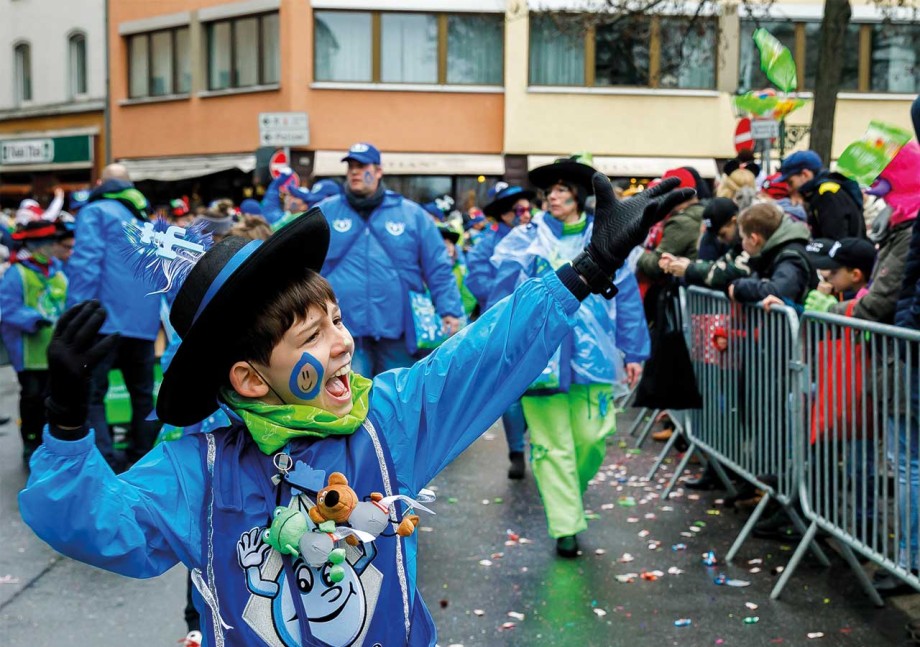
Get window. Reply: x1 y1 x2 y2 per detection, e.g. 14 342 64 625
314 11 372 82
69 33 87 98
447 15 503 85
313 10 504 85
381 13 438 83
206 12 280 90
529 13 717 89
14 42 31 103
871 23 920 93
804 22 859 91
529 14 584 85
738 20 795 92
127 27 190 98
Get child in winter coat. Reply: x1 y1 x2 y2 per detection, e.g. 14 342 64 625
19 176 692 646
0 219 73 464
729 203 818 305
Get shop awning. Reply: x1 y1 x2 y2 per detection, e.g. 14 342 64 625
119 154 256 182
313 151 505 177
527 155 719 179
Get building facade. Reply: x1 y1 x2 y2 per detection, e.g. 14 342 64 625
0 0 107 207
104 0 920 205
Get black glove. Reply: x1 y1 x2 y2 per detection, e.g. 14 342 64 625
36 318 53 329
572 174 696 298
45 301 120 432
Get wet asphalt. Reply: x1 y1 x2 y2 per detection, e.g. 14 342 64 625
0 363 916 646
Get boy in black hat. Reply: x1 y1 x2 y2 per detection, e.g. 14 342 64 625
803 238 877 313
19 176 692 645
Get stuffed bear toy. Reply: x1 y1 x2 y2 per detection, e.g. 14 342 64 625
309 472 420 545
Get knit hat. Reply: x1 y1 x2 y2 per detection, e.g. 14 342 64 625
15 199 43 226
716 169 757 200
760 173 790 200
662 168 697 191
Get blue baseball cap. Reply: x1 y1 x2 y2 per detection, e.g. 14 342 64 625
778 150 823 182
306 180 342 206
69 189 91 212
239 198 262 216
341 142 381 166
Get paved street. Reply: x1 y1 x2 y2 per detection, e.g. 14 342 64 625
0 365 916 646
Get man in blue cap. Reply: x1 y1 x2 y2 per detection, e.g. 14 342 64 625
319 142 463 376
778 149 865 240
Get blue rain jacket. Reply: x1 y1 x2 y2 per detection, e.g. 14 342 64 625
0 259 67 372
465 221 514 309
488 212 650 394
19 271 580 647
319 194 463 343
65 180 160 340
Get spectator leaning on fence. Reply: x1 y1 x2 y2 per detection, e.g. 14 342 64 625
728 202 817 305
659 197 753 290
802 238 877 314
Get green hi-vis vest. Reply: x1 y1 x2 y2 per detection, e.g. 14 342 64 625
17 264 67 370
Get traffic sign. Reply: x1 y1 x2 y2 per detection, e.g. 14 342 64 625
751 118 780 141
269 149 289 179
259 112 310 147
734 118 754 153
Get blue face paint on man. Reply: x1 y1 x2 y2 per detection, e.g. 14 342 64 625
289 352 325 400
363 170 374 186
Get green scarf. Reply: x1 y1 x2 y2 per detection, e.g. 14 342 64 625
222 373 372 454
562 213 588 236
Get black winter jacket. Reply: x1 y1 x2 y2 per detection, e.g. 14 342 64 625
800 171 866 240
731 218 818 304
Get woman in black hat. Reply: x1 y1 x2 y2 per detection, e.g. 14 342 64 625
487 156 652 558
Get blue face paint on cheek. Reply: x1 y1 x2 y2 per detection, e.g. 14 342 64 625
363 170 373 185
289 352 324 400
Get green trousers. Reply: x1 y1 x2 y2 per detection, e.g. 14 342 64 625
522 383 617 538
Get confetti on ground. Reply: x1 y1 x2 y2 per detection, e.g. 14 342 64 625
479 560 493 567
750 567 762 574
616 573 638 583
593 608 607 617
0 575 20 584
674 618 692 627
807 632 825 639
745 602 759 610
690 526 703 533
672 543 687 551
748 559 763 565
726 579 751 588
680 531 693 538
618 553 635 563
627 517 640 524
668 566 684 575
499 622 516 631
702 551 718 566
601 503 616 510
473 609 485 617
507 611 525 621
644 513 657 520
744 616 760 624
447 497 458 504
619 497 637 507
594 548 607 556
638 530 650 538
420 526 434 532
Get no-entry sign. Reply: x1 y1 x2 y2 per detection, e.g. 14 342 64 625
734 118 754 154
269 149 288 179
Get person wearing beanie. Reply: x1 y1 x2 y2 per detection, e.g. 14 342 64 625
0 218 73 466
486 155 669 558
778 149 865 240
760 173 809 223
660 197 753 290
464 182 536 480
636 168 704 302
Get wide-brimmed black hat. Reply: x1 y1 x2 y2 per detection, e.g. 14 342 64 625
157 208 330 426
528 156 597 193
483 185 536 217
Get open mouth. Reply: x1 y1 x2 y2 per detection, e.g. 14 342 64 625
324 364 352 402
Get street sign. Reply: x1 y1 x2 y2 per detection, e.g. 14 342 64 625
751 119 780 141
734 118 754 154
259 112 310 147
269 149 288 179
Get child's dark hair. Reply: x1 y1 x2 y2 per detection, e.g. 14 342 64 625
234 269 337 367
738 202 783 240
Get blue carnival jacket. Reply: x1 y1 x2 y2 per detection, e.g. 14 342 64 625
0 259 67 372
65 180 160 340
465 221 514 308
488 212 650 392
19 272 580 647
319 194 462 344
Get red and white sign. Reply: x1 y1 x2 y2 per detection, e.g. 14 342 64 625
734 118 754 154
269 149 288 179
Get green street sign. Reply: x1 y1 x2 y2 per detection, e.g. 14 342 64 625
0 134 92 167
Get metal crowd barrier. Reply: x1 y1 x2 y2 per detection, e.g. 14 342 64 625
663 287 829 600
777 310 920 606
